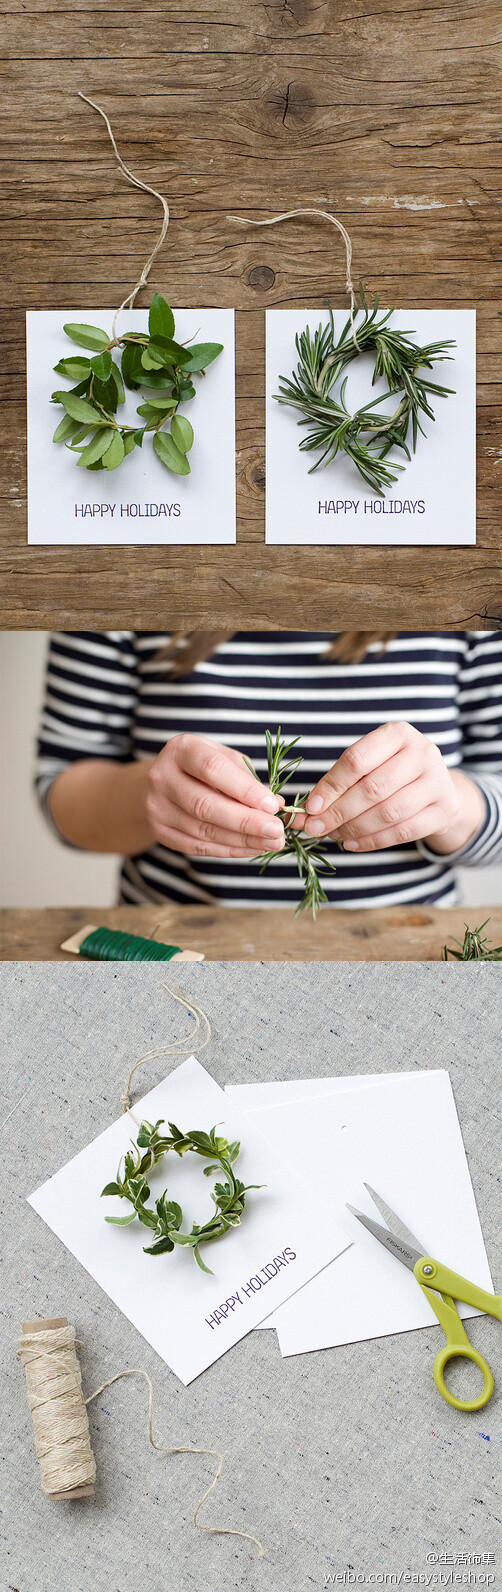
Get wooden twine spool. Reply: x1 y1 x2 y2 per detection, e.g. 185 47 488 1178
18 1318 95 1501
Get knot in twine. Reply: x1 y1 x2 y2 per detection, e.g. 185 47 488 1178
228 206 361 348
120 984 211 1121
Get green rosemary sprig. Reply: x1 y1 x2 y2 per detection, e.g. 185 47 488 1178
244 726 336 920
102 1118 261 1274
441 918 502 961
51 294 223 477
274 285 455 495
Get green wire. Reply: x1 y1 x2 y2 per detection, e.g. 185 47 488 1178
78 927 182 962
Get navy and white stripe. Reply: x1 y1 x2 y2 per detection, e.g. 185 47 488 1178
35 631 502 909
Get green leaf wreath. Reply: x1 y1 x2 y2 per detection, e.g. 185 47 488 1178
51 294 223 477
274 286 456 495
102 1118 261 1274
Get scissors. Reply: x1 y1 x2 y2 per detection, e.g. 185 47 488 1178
347 1184 502 1411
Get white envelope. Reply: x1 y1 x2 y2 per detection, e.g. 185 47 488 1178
229 1071 493 1354
28 1057 351 1384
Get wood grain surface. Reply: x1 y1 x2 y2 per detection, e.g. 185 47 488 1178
3 903 501 960
1 0 501 629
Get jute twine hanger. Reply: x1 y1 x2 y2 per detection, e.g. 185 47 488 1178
228 206 362 347
18 984 264 1556
78 92 170 340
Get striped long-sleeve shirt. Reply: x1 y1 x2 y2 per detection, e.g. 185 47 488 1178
35 630 502 910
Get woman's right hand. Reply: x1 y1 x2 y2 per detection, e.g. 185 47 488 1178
145 733 286 858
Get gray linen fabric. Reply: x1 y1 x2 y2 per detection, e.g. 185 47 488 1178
1 962 501 1592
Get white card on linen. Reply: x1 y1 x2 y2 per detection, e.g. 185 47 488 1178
28 1057 351 1385
26 309 236 545
266 308 476 545
227 1075 419 1329
230 1072 493 1353
226 1073 405 1109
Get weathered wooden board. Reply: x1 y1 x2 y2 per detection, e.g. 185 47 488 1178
1 0 501 627
3 904 500 962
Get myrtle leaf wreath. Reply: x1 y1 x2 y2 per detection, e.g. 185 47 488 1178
51 294 223 477
102 1118 261 1273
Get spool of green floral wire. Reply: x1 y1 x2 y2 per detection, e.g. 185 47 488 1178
60 923 204 962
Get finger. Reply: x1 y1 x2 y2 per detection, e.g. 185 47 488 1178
175 735 285 814
156 825 268 859
304 723 417 819
341 803 452 852
152 801 286 853
332 775 441 843
304 747 426 836
156 766 286 845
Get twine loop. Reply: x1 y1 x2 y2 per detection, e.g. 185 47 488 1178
228 205 361 347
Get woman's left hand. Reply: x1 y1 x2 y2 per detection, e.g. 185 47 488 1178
297 721 485 854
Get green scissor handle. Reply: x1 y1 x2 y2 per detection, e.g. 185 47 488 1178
414 1256 502 1412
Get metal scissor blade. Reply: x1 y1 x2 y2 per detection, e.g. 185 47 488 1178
346 1203 423 1271
363 1183 424 1251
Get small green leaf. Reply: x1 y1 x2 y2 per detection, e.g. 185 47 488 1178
143 1236 175 1255
52 413 79 443
110 362 126 405
53 357 92 381
101 1181 121 1197
136 403 173 426
121 343 144 390
90 350 113 381
137 395 178 411
139 371 177 392
58 394 105 426
171 414 194 454
63 322 110 352
123 431 137 455
148 294 175 342
182 342 223 373
103 431 125 470
76 427 115 467
153 431 191 475
141 346 166 371
92 374 118 414
193 1243 213 1274
105 1212 136 1226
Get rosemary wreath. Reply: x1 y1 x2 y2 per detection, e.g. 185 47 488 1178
102 1118 260 1273
51 294 223 478
275 286 455 495
244 727 336 919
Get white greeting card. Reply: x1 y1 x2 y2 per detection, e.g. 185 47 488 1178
229 1072 493 1353
26 309 236 545
266 308 476 545
28 1057 351 1385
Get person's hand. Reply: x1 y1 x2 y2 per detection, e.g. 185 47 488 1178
298 721 485 854
146 733 286 858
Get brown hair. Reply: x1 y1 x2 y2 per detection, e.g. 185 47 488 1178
157 631 395 678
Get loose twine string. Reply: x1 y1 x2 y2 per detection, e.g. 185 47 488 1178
227 206 361 347
77 94 359 356
78 92 170 340
18 984 264 1557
